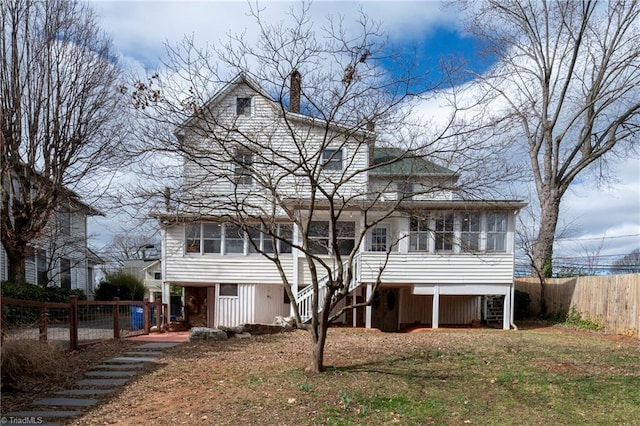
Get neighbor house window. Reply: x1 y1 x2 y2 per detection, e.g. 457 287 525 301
58 207 71 235
154 272 162 280
236 97 251 116
486 212 507 252
219 284 238 297
409 217 429 251
460 213 481 251
321 148 343 171
60 258 71 289
233 151 253 186
36 249 48 286
369 224 390 252
434 212 454 251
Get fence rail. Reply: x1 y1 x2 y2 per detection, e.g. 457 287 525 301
516 274 640 339
1 296 169 349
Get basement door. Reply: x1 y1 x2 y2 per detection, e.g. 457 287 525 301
371 288 399 332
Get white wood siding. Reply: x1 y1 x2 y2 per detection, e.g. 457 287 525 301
214 283 288 327
163 224 293 285
360 252 514 284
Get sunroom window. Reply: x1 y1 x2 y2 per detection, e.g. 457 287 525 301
434 212 454 251
409 217 429 251
460 213 481 251
486 212 507 252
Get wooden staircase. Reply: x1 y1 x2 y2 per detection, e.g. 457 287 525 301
296 254 362 323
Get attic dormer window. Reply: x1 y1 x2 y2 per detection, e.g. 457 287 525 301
236 97 252 116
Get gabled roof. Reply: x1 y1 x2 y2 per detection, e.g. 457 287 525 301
177 72 373 139
370 147 458 177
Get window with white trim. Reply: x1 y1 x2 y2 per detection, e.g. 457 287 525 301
460 212 481 251
203 223 222 253
336 221 356 255
185 224 202 254
60 258 71 289
321 148 343 171
278 224 293 254
219 284 238 297
236 97 251 116
233 151 253 186
486 212 507 252
369 224 390 252
225 224 244 254
434 212 454 251
308 221 329 254
409 217 429 251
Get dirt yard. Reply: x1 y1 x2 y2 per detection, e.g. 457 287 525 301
67 324 640 425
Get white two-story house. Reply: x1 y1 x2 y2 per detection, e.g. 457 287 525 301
157 72 526 331
0 187 103 297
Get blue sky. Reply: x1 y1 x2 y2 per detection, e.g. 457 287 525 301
89 0 640 267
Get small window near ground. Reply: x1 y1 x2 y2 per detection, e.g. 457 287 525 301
236 97 251 116
219 284 238 297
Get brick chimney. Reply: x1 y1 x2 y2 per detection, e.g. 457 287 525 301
289 69 301 113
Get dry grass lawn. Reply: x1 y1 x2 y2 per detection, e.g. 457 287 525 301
59 324 640 425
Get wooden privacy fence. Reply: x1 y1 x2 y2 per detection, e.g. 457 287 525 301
1 296 169 350
516 274 640 338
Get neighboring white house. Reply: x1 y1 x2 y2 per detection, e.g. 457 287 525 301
156 73 527 331
0 188 103 297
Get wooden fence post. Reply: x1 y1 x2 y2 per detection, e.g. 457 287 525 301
39 305 48 343
154 299 162 332
163 303 169 331
143 298 150 334
69 296 78 350
113 297 120 339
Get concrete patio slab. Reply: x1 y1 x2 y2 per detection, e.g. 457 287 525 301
104 356 157 363
121 351 163 356
92 363 145 370
136 342 182 349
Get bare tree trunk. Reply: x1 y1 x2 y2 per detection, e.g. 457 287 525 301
310 287 334 373
532 194 561 314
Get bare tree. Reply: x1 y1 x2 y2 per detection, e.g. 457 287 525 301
462 0 640 312
0 0 129 283
131 4 515 373
611 248 640 274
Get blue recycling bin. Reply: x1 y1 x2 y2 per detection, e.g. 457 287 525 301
131 305 144 330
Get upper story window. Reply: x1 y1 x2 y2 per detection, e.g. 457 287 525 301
225 224 245 254
486 212 507 252
233 151 253 186
336 221 355 255
60 258 71 289
321 148 343 171
153 272 162 280
460 212 481 251
409 217 429 251
57 206 71 235
434 212 454 251
236 97 252 116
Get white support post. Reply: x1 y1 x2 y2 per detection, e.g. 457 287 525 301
365 283 372 328
290 223 300 318
503 289 511 330
432 285 440 329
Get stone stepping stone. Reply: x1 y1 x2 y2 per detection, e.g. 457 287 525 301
122 351 163 356
105 356 157 363
32 397 98 407
56 389 115 396
92 363 145 370
137 342 181 349
75 378 128 387
2 410 81 418
85 370 138 378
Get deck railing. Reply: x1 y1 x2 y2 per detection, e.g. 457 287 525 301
296 253 361 322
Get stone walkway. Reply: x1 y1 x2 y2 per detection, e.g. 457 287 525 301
2 341 182 426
